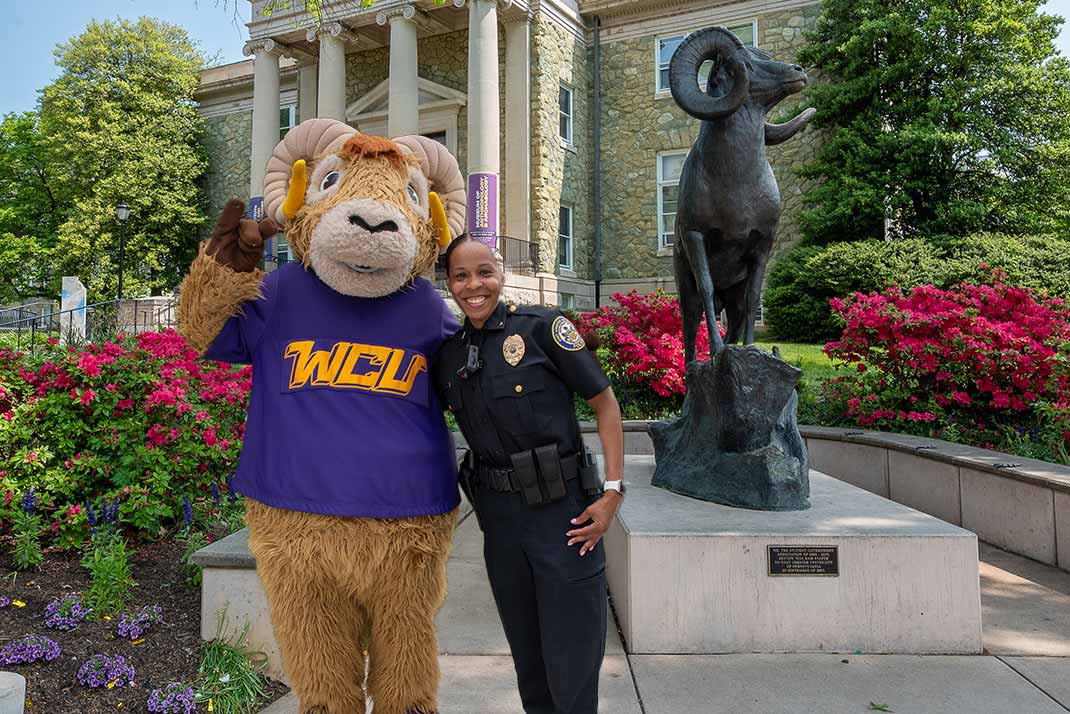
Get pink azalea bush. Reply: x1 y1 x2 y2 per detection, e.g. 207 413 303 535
822 272 1070 462
574 290 721 418
0 330 250 543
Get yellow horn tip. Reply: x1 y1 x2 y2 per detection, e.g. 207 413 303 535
429 191 451 248
281 159 308 220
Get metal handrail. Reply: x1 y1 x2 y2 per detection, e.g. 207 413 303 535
4 296 178 354
0 301 53 317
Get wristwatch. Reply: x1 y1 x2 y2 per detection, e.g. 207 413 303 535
603 480 626 496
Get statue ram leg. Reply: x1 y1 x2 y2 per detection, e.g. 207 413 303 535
682 230 726 359
743 233 774 345
675 248 704 365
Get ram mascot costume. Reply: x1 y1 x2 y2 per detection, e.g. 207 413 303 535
177 118 466 714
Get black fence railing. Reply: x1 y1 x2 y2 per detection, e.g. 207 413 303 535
0 297 178 354
433 235 540 283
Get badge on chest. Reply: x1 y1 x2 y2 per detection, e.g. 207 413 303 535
503 334 525 366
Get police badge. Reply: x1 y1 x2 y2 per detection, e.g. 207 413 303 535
503 334 525 366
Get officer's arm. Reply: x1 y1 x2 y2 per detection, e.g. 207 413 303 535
587 387 624 485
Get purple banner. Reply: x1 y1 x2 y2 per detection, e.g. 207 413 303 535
246 197 273 262
466 173 498 248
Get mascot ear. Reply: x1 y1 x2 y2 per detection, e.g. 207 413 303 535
281 160 307 221
429 191 451 248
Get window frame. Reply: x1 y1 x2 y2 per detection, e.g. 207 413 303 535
655 20 759 94
279 104 297 140
657 150 689 250
558 204 574 270
558 84 574 145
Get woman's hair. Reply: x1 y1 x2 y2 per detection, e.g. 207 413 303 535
443 233 496 273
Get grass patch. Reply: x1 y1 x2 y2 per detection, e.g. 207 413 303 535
753 341 841 389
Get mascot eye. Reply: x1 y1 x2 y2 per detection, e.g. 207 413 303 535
320 171 341 192
406 184 419 204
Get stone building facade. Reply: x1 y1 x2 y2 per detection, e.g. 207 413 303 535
196 0 822 309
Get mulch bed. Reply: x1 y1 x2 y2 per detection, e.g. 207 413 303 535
0 538 289 713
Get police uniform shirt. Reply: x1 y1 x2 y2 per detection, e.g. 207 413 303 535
433 301 609 468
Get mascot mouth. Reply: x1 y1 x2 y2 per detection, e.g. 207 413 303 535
344 263 379 274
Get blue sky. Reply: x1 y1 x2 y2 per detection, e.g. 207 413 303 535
1 0 1070 114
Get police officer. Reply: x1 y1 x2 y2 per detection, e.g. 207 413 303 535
433 234 625 714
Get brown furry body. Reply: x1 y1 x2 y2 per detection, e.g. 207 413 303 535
246 500 456 714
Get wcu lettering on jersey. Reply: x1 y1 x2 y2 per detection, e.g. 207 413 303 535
283 340 428 397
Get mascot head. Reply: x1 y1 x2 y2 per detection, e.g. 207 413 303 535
262 118 466 298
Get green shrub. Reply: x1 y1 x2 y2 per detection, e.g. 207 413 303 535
764 235 1070 343
763 246 838 343
0 330 249 543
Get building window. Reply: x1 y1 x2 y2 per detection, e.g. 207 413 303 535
422 130 448 146
558 205 573 269
559 85 573 144
279 104 296 140
658 151 688 248
656 21 757 93
560 293 575 310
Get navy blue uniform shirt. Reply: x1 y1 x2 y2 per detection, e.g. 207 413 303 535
433 301 610 468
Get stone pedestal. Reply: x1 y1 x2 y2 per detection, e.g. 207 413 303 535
651 347 810 511
604 457 982 654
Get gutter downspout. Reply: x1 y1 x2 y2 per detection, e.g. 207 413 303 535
593 15 602 308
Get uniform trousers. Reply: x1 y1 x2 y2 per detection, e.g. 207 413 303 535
475 476 607 714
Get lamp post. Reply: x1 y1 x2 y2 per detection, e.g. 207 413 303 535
115 202 130 300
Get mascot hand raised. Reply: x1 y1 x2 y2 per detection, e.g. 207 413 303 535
204 199 278 274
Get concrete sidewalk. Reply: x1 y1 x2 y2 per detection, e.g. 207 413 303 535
262 512 1070 714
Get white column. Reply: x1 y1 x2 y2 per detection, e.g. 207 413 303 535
244 39 281 200
298 62 319 123
377 6 419 137
504 15 531 242
309 23 348 121
466 0 502 240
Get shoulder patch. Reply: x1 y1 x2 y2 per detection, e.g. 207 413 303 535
551 315 585 351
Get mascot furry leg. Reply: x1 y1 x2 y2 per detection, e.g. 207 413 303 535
178 119 467 714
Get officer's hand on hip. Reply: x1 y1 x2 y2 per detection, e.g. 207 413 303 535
566 491 623 556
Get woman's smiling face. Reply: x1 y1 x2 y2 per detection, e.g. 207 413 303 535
447 239 501 328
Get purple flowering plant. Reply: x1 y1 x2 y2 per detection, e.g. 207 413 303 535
44 592 91 630
0 596 10 608
117 604 164 640
77 653 136 688
0 634 61 665
13 488 43 570
147 682 197 713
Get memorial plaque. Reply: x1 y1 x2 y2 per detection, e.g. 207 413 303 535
767 545 838 576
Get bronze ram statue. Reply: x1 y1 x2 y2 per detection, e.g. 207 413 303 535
670 26 816 362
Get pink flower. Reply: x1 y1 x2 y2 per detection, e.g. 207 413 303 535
105 383 118 393
79 389 95 406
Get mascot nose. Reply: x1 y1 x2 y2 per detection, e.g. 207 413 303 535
348 214 398 233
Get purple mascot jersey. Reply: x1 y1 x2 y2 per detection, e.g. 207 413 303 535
205 263 461 518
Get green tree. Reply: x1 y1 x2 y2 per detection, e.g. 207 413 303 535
39 17 209 300
0 112 61 302
797 0 1070 245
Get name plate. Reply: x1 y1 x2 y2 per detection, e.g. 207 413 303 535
767 545 839 577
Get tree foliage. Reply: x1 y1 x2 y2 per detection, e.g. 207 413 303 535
0 18 209 304
797 0 1070 245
